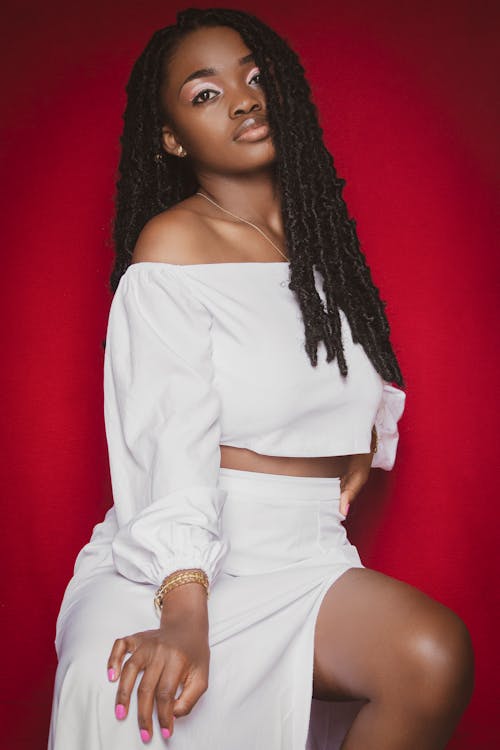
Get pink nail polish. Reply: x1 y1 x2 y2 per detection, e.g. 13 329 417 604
115 704 126 720
140 729 151 743
107 668 115 681
345 503 350 516
161 727 171 738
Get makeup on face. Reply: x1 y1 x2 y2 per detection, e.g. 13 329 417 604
178 51 254 93
179 60 262 106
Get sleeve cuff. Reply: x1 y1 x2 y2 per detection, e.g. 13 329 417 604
371 383 406 471
110 485 230 588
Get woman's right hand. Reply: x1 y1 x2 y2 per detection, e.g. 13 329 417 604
107 582 210 743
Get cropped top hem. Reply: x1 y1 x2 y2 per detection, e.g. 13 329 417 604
219 439 374 459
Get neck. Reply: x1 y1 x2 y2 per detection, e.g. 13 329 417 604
195 166 283 235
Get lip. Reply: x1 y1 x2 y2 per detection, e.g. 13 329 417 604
235 123 270 142
233 115 269 142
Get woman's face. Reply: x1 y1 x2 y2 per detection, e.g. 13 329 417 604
159 25 276 176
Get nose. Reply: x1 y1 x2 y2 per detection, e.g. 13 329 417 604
231 88 262 117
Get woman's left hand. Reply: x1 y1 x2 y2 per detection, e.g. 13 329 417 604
339 452 373 517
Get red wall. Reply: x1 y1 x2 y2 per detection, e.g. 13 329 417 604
1 1 498 746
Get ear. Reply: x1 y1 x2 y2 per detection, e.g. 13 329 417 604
161 124 183 157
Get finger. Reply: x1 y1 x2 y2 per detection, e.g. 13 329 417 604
107 636 134 683
173 670 209 718
339 490 353 517
114 652 141 722
339 480 359 516
339 468 369 516
137 661 163 744
156 666 185 739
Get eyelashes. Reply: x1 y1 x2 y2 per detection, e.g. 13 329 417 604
191 88 222 106
191 71 262 106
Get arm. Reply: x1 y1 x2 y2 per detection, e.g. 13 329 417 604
104 263 229 592
103 261 228 740
339 382 406 515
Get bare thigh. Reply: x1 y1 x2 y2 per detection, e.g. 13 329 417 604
312 567 474 706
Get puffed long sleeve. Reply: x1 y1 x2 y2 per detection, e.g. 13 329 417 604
371 382 406 471
103 263 229 589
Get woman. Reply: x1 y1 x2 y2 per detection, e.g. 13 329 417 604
48 7 474 749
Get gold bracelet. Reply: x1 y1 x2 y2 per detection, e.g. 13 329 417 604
154 569 209 614
372 425 378 454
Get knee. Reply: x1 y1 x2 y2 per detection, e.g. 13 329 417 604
404 610 475 714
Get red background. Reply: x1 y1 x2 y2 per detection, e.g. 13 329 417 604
1 1 499 747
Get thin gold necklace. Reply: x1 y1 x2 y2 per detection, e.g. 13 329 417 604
195 190 288 261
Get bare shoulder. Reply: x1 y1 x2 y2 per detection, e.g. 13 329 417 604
131 202 207 266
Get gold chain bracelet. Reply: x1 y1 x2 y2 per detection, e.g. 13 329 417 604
154 568 209 615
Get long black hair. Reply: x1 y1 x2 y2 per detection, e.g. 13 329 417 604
111 6 405 388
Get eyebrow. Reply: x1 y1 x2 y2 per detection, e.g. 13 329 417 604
179 52 256 93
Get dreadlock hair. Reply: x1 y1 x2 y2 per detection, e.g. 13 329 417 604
111 6 405 388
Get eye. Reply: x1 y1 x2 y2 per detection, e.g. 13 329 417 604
190 71 262 106
191 88 220 106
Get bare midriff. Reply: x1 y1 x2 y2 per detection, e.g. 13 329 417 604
220 444 353 478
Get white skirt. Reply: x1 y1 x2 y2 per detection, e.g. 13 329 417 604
48 468 367 749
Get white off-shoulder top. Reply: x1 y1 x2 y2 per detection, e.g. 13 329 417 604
104 261 406 588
